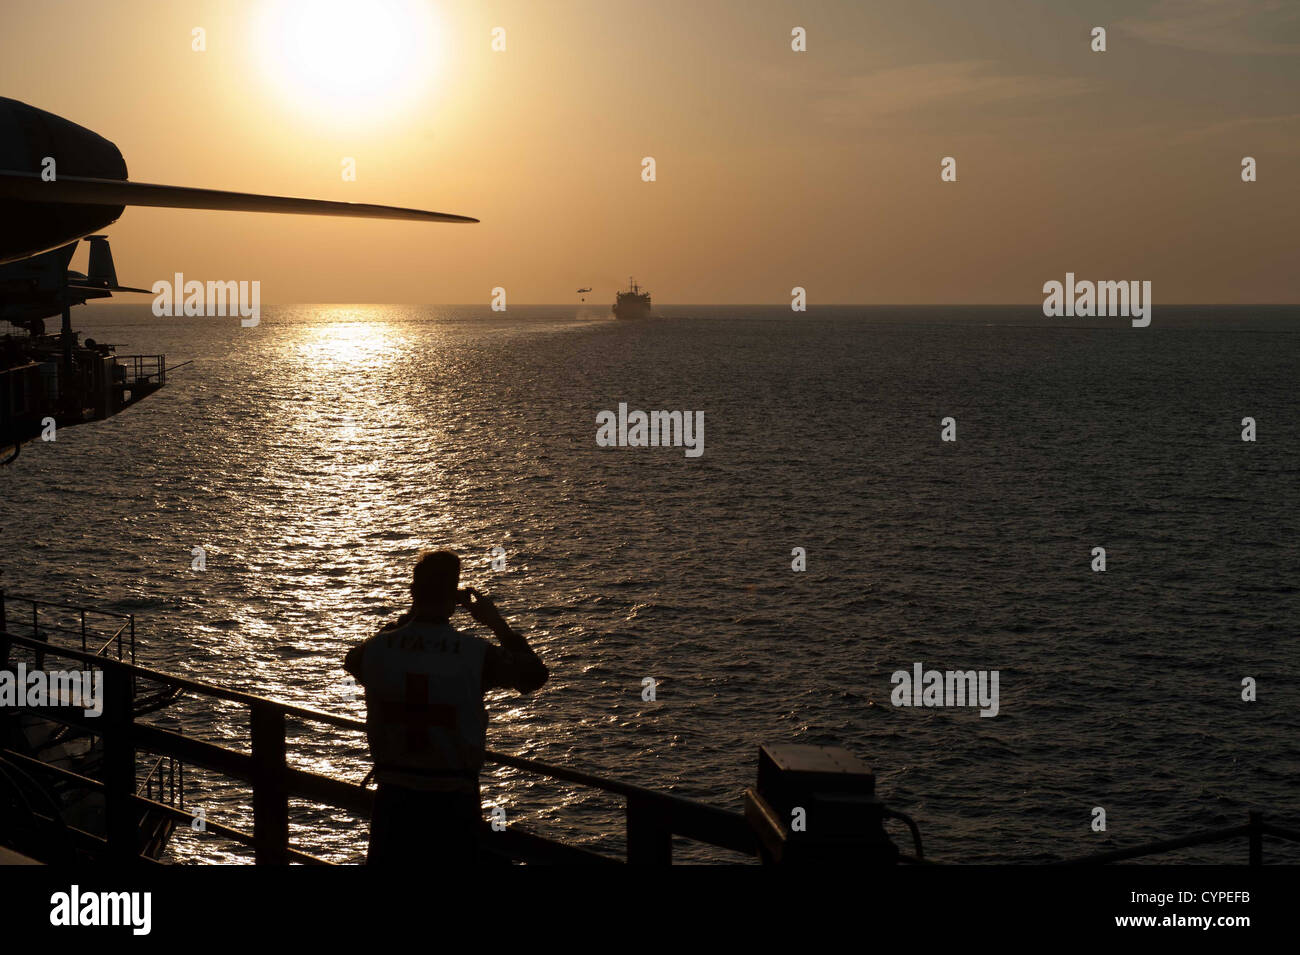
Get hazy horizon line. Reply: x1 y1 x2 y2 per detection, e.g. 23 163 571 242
87 301 1300 309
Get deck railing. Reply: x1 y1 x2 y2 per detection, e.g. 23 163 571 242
1058 812 1300 865
116 354 166 388
0 628 755 864
4 623 1297 866
0 592 135 664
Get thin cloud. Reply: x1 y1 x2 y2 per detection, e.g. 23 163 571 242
1118 0 1300 55
814 60 1094 127
1171 112 1300 151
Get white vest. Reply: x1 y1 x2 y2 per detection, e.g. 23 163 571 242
361 621 489 791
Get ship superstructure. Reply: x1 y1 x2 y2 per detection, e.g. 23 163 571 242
612 278 652 320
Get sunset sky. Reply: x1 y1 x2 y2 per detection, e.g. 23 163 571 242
2 0 1296 304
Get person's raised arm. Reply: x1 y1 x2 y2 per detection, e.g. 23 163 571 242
461 587 548 693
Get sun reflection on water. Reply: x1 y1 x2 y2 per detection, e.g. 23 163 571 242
295 312 402 368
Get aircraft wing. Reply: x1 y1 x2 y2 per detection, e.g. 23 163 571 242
0 170 478 223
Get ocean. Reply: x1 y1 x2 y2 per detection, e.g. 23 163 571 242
2 304 1297 864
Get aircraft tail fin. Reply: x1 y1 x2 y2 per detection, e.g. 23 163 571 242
85 235 117 287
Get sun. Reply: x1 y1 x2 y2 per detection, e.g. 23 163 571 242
257 0 439 120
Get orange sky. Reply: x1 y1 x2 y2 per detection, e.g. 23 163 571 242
2 0 1297 304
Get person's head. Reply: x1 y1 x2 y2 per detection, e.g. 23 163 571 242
411 550 461 618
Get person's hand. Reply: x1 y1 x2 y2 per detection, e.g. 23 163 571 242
460 587 507 631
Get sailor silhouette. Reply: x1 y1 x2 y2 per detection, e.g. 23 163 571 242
344 550 548 865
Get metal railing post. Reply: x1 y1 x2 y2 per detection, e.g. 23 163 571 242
251 703 290 864
627 793 672 864
103 665 138 863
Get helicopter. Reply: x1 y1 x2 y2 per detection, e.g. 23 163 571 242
0 97 476 464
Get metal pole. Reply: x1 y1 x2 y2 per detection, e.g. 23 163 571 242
60 300 73 385
250 703 290 864
626 793 672 864
103 665 137 863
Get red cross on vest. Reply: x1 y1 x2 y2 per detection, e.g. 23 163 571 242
377 673 457 750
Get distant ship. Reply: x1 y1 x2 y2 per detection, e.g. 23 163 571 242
613 278 652 319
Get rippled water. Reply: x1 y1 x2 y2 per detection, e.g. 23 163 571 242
2 304 1297 864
